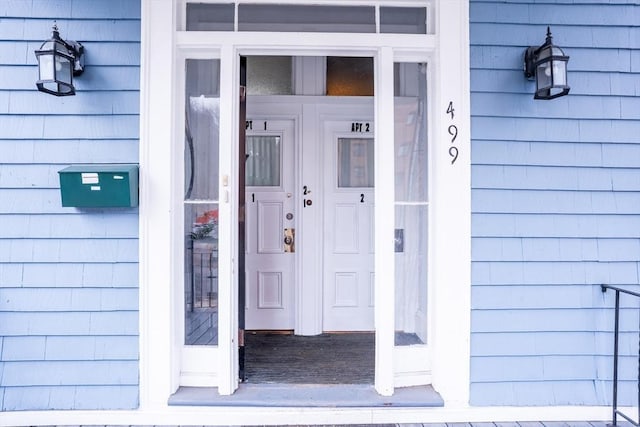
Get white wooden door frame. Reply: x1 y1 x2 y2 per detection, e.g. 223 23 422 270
139 0 470 406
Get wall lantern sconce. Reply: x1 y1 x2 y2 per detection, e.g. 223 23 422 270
34 24 84 96
524 26 570 100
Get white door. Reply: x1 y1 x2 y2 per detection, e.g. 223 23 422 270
245 119 296 330
322 119 375 331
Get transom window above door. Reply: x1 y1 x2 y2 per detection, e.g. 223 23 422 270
183 2 432 34
245 55 375 97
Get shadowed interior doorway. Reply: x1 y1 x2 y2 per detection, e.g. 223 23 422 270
244 332 374 384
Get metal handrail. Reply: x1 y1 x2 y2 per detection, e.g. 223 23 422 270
601 284 640 426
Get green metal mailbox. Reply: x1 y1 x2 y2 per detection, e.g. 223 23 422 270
58 164 139 208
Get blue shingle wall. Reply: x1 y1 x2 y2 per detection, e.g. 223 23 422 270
470 0 640 406
0 0 140 410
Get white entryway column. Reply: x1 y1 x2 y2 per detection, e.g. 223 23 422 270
374 46 396 396
139 0 177 409
429 0 472 407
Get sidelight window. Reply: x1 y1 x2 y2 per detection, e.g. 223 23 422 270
394 63 429 346
184 59 221 346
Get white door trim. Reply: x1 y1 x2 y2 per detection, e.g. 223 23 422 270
139 0 470 407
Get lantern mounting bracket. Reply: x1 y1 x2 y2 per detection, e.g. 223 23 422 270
523 45 540 80
65 39 85 77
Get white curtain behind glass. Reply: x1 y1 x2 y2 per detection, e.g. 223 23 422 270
246 135 281 187
337 138 374 188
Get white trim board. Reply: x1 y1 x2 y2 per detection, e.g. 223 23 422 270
0 406 621 427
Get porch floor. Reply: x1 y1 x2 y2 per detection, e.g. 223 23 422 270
169 383 443 407
172 331 440 407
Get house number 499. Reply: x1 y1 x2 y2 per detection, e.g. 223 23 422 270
446 101 459 165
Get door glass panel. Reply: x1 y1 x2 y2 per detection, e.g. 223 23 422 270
337 138 374 188
394 63 428 345
184 59 220 346
185 60 220 201
394 63 428 201
326 57 374 96
380 7 427 34
238 4 375 33
246 135 281 187
394 205 428 346
186 3 235 31
247 56 292 95
185 203 218 345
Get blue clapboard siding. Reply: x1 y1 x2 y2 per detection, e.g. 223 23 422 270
470 0 640 406
0 0 140 411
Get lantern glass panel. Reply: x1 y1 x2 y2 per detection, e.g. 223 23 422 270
536 62 552 90
60 83 73 95
38 54 54 80
56 56 72 84
41 40 55 50
41 81 58 93
552 60 567 85
549 87 564 98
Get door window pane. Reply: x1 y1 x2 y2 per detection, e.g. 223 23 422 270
185 59 220 201
380 7 427 34
238 4 375 33
247 56 293 95
246 135 281 187
326 57 374 96
394 63 428 202
185 203 218 345
337 138 374 188
394 205 428 345
186 3 234 31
